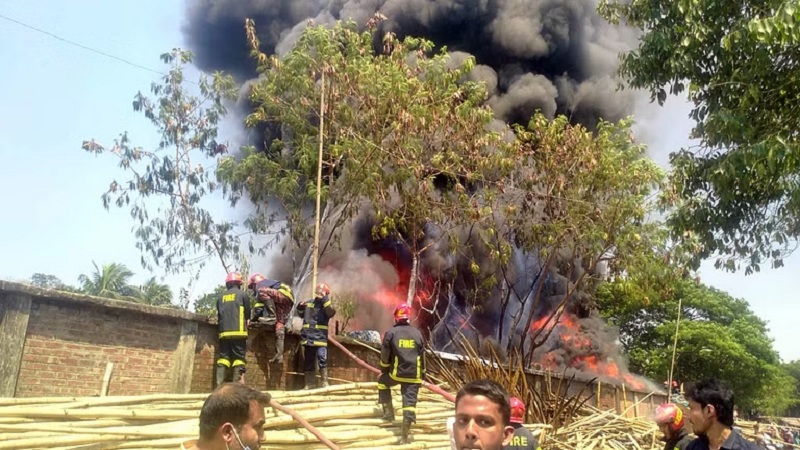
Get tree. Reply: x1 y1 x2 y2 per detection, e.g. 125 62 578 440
487 113 665 357
222 19 668 364
220 18 510 296
194 285 225 317
597 274 793 413
134 277 174 306
82 49 241 275
77 262 136 300
599 0 800 274
30 273 77 291
782 360 800 416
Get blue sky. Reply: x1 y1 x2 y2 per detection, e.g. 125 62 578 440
2 0 799 360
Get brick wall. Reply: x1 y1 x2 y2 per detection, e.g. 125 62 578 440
191 322 218 394
0 281 393 398
18 299 181 396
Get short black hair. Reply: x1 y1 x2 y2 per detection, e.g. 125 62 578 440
199 383 272 440
456 379 511 426
686 378 735 427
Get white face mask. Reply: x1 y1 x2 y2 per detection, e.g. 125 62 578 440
225 425 251 450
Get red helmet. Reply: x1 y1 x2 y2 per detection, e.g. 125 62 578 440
316 283 331 297
510 397 525 424
225 272 243 284
654 403 684 432
394 303 411 323
248 273 266 287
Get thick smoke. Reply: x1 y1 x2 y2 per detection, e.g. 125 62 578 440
184 0 637 128
183 0 654 389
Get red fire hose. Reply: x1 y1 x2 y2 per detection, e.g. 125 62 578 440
328 337 456 403
269 399 341 450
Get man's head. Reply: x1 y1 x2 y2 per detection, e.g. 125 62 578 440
686 378 735 435
198 383 271 450
453 379 515 450
654 403 685 442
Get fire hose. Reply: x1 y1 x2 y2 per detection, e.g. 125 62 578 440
328 336 456 403
269 399 341 450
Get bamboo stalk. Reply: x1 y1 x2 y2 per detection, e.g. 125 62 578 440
101 362 114 396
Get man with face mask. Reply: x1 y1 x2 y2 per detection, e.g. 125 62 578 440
685 378 759 450
181 383 271 450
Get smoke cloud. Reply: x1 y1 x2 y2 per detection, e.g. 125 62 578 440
184 0 637 128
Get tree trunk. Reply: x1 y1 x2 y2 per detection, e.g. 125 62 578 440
406 252 419 305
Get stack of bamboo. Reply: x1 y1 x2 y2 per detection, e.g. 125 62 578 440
0 382 452 450
547 404 660 450
0 382 661 450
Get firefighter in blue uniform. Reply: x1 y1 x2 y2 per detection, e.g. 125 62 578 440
378 303 425 444
248 273 295 363
297 283 336 389
215 272 251 386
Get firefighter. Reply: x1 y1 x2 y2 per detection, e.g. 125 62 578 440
378 303 425 444
248 274 295 363
654 403 692 450
215 272 251 387
297 283 336 389
504 397 540 450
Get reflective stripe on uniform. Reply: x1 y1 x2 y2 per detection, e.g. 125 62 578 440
323 300 331 307
217 358 231 367
254 302 265 308
402 406 416 412
232 359 246 367
278 286 294 301
302 324 328 329
379 361 390 368
219 331 248 339
390 355 422 383
377 383 389 390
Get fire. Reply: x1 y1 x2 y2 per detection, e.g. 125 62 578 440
373 287 404 307
531 312 647 390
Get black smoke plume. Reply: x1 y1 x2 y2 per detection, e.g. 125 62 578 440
184 0 637 129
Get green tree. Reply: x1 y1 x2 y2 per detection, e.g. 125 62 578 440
134 277 174 306
222 19 668 363
491 113 665 356
597 274 792 413
599 0 800 274
782 360 800 416
30 273 78 292
83 49 240 275
220 18 511 297
194 285 225 317
77 262 136 300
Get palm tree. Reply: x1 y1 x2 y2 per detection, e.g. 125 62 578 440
78 262 135 299
136 277 174 306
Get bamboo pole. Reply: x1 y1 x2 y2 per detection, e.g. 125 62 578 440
101 362 114 396
311 70 326 293
667 297 683 396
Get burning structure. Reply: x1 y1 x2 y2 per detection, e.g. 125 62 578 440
182 0 657 390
